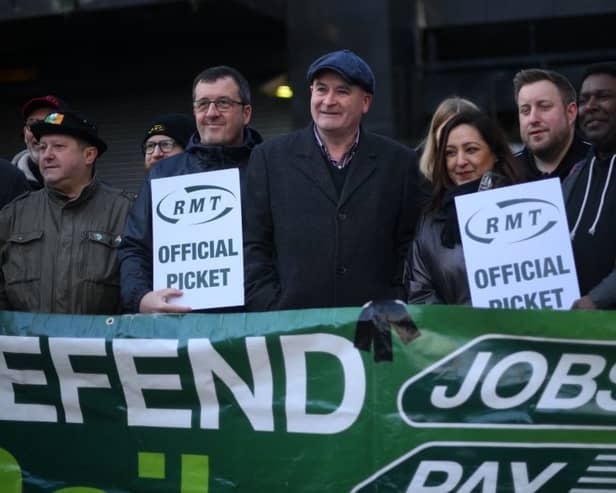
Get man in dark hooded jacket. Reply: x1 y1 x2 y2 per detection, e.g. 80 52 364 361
564 62 616 309
119 66 262 313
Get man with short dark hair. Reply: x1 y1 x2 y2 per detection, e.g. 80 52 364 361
0 111 132 314
119 65 262 313
12 95 67 189
564 62 616 309
513 68 590 181
243 49 426 311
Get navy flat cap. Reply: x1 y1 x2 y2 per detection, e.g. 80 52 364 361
307 49 375 94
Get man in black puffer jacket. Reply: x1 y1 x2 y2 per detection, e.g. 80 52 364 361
119 66 262 314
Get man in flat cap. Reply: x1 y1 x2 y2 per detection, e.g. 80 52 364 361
0 111 132 314
243 49 427 310
142 113 196 170
12 95 67 190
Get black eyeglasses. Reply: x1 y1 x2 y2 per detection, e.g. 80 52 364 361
143 139 177 155
192 97 244 112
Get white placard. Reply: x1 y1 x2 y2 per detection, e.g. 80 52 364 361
151 169 244 310
455 178 580 310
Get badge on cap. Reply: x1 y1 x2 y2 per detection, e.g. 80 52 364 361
45 113 64 125
149 123 166 135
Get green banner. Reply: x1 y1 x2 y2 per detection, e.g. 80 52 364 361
0 305 615 492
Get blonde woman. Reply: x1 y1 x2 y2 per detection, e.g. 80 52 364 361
418 97 479 181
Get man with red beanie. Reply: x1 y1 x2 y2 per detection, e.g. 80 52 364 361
11 95 67 189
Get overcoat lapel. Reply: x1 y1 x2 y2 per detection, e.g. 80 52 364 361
339 133 377 208
291 127 338 205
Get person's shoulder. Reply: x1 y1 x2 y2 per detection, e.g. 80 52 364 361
411 211 441 247
0 189 38 219
567 158 589 180
509 147 534 180
254 127 310 151
149 152 194 178
569 134 592 161
10 149 28 165
0 158 22 174
513 146 530 160
4 189 33 205
0 159 29 187
96 181 135 204
362 129 416 156
257 128 306 149
562 155 591 193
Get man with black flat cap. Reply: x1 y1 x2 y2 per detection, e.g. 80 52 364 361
243 49 426 311
0 111 132 314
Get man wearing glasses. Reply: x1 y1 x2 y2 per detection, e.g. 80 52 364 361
119 65 262 313
11 95 67 190
142 113 196 170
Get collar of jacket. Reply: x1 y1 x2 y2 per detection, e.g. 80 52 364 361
297 124 372 156
186 126 263 166
517 132 591 180
46 175 99 207
291 125 379 207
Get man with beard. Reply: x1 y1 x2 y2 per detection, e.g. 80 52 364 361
513 68 590 181
564 62 616 309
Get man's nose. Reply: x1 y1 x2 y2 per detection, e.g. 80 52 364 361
206 102 221 116
528 106 540 122
39 144 51 158
323 91 336 105
583 95 599 112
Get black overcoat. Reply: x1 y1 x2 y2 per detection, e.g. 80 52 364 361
243 125 426 311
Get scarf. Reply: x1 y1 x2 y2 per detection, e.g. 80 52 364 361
438 179 482 249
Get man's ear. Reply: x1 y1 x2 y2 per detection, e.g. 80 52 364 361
83 146 98 166
242 104 252 126
566 101 578 127
362 93 373 114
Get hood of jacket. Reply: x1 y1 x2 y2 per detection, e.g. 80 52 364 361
185 126 263 167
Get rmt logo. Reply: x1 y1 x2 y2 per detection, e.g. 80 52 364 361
463 198 559 245
155 185 236 226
